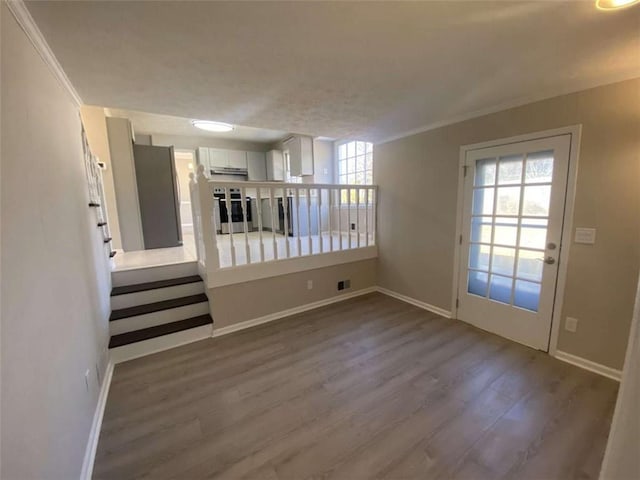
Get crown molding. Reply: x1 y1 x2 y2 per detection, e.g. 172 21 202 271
375 72 640 146
6 0 83 107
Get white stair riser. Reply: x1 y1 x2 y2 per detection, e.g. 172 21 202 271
110 302 210 336
112 262 199 287
110 324 213 364
111 282 205 310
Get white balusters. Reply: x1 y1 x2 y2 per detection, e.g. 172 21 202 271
224 186 236 267
328 188 334 252
365 187 369 247
240 186 250 264
269 187 278 260
256 188 265 262
337 187 343 250
317 188 323 253
295 188 302 257
282 187 290 258
371 187 377 245
190 180 377 273
356 187 361 248
306 188 312 255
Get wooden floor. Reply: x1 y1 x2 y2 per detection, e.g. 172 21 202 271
94 293 618 480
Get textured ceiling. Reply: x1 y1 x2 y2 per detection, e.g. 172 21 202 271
105 108 289 143
27 1 640 143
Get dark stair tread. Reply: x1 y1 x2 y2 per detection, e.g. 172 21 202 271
110 293 208 321
111 275 203 297
109 315 213 348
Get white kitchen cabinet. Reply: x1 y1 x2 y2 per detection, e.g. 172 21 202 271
284 136 314 176
208 148 229 169
266 149 284 181
247 151 267 181
228 149 247 169
208 148 247 169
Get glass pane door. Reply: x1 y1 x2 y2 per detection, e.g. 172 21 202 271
467 150 554 312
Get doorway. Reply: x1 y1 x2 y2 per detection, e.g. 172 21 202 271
454 129 579 351
174 150 196 253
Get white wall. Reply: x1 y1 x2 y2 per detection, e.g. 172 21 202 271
600 273 640 479
1 6 111 479
107 117 145 252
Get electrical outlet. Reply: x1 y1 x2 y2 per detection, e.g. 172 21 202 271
337 280 351 291
337 281 345 291
84 369 91 392
565 317 578 333
344 279 351 289
307 280 313 290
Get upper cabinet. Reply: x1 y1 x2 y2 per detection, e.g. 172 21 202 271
227 150 247 169
196 147 248 173
284 136 314 177
210 148 247 169
247 151 267 181
266 149 284 181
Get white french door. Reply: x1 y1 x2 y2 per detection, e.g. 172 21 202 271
456 134 571 350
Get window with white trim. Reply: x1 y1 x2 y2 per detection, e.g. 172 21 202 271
337 141 373 186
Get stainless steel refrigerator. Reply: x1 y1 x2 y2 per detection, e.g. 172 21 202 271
133 144 182 249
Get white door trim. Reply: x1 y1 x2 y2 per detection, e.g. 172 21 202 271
451 125 582 354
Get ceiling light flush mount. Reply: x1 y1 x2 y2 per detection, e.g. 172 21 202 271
596 0 640 10
191 120 234 132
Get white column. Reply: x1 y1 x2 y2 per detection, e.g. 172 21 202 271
196 165 219 280
188 172 201 262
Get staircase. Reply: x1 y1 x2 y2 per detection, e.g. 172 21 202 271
109 261 213 363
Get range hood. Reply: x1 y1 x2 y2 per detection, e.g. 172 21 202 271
210 167 248 176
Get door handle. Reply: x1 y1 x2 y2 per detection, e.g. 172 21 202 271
537 256 556 265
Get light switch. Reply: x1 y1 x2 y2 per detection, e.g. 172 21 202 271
574 227 596 245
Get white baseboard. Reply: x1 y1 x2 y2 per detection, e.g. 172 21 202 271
375 287 452 319
554 350 622 381
80 358 114 480
111 324 213 364
212 287 378 337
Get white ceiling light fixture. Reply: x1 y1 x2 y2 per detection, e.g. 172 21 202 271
191 120 234 132
596 0 640 10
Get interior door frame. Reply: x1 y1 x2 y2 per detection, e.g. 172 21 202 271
451 125 582 355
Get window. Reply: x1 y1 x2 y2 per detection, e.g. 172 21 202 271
337 140 373 186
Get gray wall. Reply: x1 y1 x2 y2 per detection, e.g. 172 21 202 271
375 78 640 370
210 259 376 328
1 6 111 478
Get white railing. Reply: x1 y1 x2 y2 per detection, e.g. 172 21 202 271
189 165 377 285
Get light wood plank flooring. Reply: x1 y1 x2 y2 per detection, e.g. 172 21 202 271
94 293 618 479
